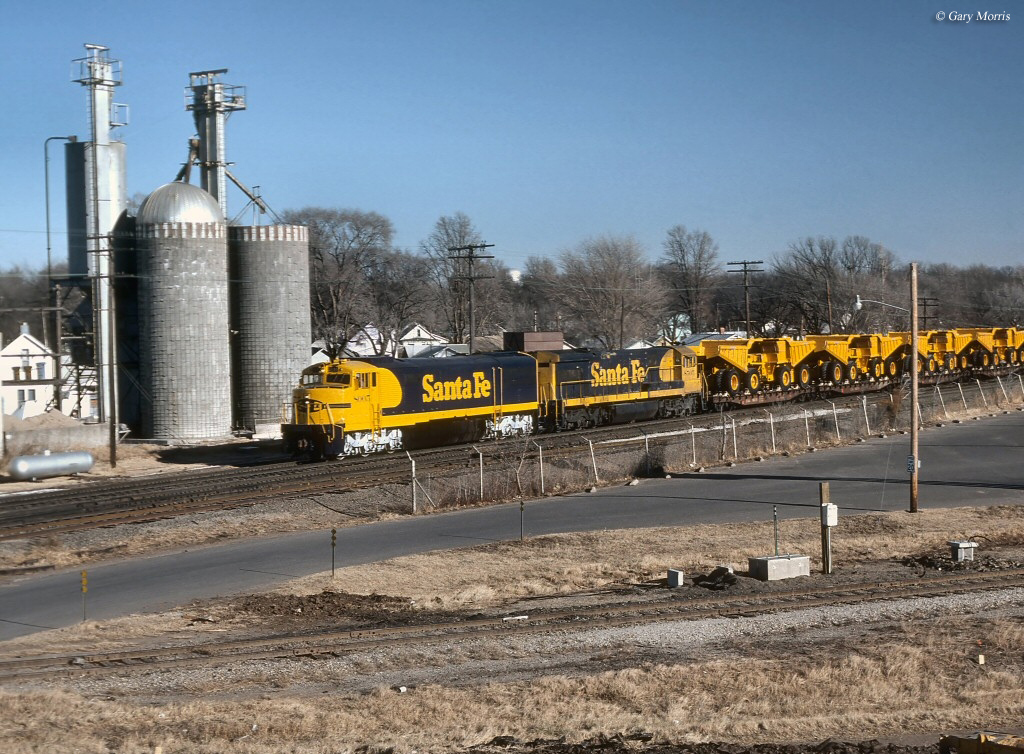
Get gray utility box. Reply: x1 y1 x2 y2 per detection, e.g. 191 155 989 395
667 569 685 588
748 555 811 582
949 541 978 562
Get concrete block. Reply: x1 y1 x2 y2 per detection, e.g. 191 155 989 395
667 569 685 588
949 541 978 561
748 555 811 582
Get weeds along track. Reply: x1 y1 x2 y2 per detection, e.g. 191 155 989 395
2 568 1022 683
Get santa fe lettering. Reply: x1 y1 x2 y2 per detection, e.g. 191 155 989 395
422 372 492 403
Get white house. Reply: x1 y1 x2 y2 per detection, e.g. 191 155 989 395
0 324 57 419
398 323 448 357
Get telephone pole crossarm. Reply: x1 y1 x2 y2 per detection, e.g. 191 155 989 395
448 243 496 354
727 260 763 336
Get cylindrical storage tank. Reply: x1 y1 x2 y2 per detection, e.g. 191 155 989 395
229 225 311 433
135 182 233 439
66 140 128 278
8 452 95 481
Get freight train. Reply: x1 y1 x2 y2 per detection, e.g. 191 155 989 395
282 328 1024 460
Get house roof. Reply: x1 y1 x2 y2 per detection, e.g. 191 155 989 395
399 323 446 342
0 331 54 358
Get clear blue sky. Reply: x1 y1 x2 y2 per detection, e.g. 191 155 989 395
2 0 1020 273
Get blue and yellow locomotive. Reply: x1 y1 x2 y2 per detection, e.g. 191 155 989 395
282 345 703 459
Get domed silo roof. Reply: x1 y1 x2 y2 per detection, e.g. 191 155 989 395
137 181 224 225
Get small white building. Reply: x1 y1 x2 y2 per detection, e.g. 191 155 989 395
399 323 448 357
0 324 57 419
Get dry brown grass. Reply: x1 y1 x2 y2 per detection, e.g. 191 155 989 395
1 616 1022 753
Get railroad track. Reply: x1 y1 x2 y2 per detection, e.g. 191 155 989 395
0 406 749 540
2 567 1022 684
0 383 1012 540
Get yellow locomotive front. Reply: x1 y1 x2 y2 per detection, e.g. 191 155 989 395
282 360 403 459
282 362 350 459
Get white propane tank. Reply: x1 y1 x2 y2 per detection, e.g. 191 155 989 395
8 451 95 481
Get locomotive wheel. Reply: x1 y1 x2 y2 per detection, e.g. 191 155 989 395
775 367 792 388
796 365 812 387
746 371 761 391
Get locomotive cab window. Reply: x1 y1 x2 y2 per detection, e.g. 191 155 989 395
355 372 376 389
301 372 324 386
326 372 350 386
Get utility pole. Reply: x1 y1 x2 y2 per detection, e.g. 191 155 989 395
910 262 920 513
449 243 495 353
727 260 763 336
826 278 834 333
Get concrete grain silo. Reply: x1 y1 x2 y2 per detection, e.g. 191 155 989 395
135 181 232 439
228 224 311 433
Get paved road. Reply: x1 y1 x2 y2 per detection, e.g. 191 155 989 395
1 412 1022 642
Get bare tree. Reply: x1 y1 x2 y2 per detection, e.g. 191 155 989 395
362 249 432 355
281 207 394 358
558 235 667 348
419 212 483 343
921 263 1024 327
660 225 721 334
506 256 562 333
0 266 53 344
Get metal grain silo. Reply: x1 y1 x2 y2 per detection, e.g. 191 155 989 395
228 224 311 433
135 181 232 439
